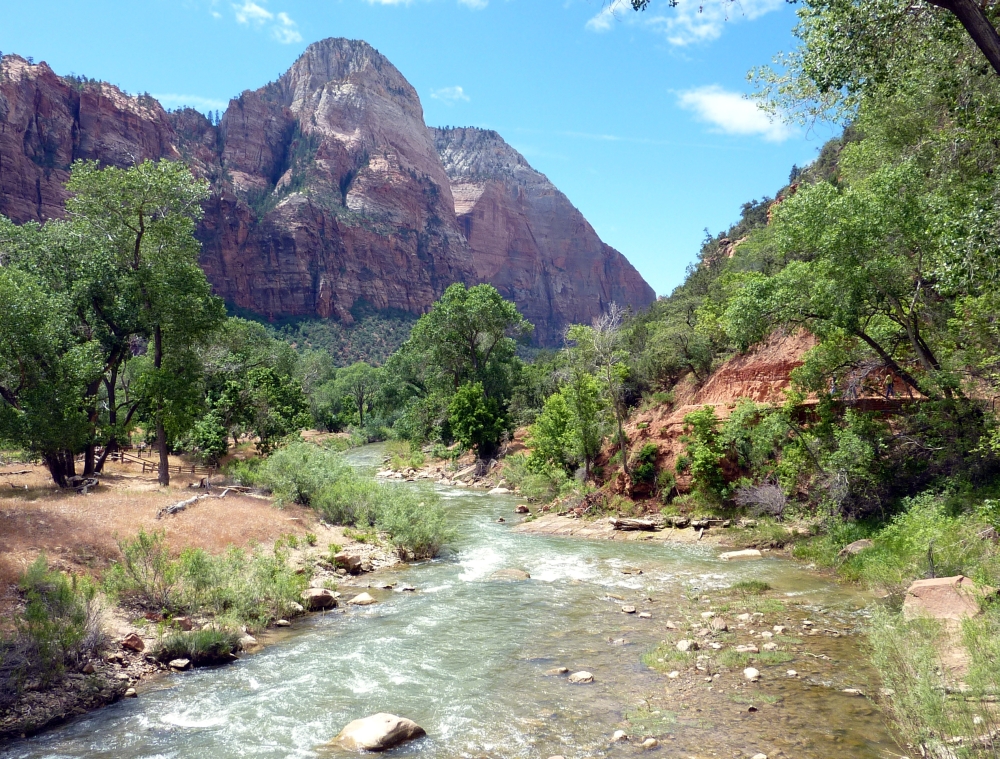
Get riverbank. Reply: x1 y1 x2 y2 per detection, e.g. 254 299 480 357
0 456 401 742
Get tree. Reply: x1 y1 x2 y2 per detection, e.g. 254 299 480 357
567 304 632 477
527 392 575 472
332 362 383 427
215 367 310 455
448 382 508 459
63 159 224 484
0 160 223 486
632 0 1000 77
562 370 608 478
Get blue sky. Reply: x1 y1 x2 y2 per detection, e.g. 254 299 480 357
0 0 837 296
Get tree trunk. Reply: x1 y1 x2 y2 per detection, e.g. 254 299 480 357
43 452 69 488
925 0 1000 76
83 444 96 477
154 325 170 486
95 369 118 475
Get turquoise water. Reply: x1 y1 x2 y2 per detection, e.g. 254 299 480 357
1 445 896 758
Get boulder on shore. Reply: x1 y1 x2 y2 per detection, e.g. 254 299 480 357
334 552 364 574
347 592 377 606
121 633 145 652
838 539 874 557
330 713 426 751
720 549 762 561
301 587 339 611
902 575 996 621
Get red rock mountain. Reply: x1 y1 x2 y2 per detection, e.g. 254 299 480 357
0 39 655 344
432 127 655 344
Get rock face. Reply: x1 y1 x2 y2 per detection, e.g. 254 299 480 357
331 713 426 751
0 41 655 346
432 127 656 344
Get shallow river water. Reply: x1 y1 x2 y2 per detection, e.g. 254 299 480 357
2 445 899 758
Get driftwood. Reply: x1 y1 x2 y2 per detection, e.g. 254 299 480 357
610 517 659 531
66 476 99 494
0 470 30 476
157 489 231 519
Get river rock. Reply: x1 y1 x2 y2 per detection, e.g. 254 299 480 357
173 616 194 631
676 639 698 652
239 634 258 649
744 667 761 682
124 688 137 698
545 667 569 675
638 612 652 619
568 671 594 684
515 504 530 513
301 587 340 610
902 575 996 621
169 658 191 670
622 605 637 614
82 662 96 674
489 487 511 495
275 619 291 627
787 670 798 677
334 552 363 574
751 754 768 759
720 549 763 561
762 642 778 651
710 617 729 632
736 644 759 653
642 738 659 748
121 633 145 652
611 729 628 742
490 568 530 581
838 539 874 557
347 592 377 606
331 713 426 751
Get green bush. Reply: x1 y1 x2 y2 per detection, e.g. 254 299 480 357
254 442 454 557
156 628 242 666
632 442 659 484
188 412 229 464
1 557 106 705
104 529 178 609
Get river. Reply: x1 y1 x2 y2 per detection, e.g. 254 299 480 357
1 444 898 758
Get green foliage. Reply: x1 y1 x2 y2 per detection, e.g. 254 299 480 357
254 442 454 557
385 439 425 470
631 442 659 485
501 453 573 503
730 579 771 595
681 406 727 499
105 529 178 609
448 382 508 459
215 366 311 455
156 628 242 666
526 391 574 472
0 557 106 706
188 411 229 464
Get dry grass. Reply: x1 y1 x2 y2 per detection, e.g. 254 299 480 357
0 457 336 615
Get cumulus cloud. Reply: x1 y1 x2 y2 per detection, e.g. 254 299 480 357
364 0 413 4
233 0 272 25
273 11 303 43
231 1 301 43
678 85 791 141
586 0 783 46
153 93 230 112
431 86 470 104
458 0 488 8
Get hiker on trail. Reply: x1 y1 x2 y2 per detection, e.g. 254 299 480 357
884 373 895 399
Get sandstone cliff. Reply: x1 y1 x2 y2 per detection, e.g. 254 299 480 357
432 127 656 344
0 40 655 343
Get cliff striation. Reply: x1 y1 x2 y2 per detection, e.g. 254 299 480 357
432 127 655 345
0 40 655 344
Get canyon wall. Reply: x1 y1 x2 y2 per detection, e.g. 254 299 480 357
0 39 655 344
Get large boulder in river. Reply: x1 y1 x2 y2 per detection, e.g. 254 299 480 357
301 588 339 611
490 568 530 581
330 713 426 751
902 575 996 621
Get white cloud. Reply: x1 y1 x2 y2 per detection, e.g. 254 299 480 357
273 11 302 43
231 1 301 43
678 85 791 141
211 10 222 18
153 93 230 112
458 0 488 8
586 0 784 46
431 86 470 104
233 0 272 25
364 0 413 4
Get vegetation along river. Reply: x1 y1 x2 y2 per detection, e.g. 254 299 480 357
1 445 897 758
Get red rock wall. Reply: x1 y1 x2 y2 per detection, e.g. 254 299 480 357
0 41 655 344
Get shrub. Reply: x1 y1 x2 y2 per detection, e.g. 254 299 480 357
734 482 787 519
632 442 659 484
0 557 106 706
156 628 242 666
253 442 455 557
188 412 229 464
730 579 771 595
104 529 178 609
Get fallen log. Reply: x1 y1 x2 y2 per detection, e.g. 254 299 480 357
157 489 230 519
0 470 30 476
610 517 659 531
